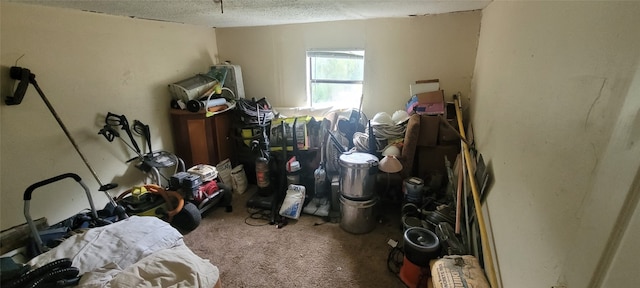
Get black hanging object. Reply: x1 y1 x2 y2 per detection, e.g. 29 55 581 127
5 66 34 105
368 120 377 155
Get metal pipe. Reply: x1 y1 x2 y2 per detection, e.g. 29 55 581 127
8 67 127 219
31 81 105 188
30 78 122 214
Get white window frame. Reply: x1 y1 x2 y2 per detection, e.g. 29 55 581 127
306 49 365 108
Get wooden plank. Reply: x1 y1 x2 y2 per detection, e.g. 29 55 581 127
0 218 48 255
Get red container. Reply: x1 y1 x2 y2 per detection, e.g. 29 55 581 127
399 256 430 288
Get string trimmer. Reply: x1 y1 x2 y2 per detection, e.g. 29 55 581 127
5 66 128 220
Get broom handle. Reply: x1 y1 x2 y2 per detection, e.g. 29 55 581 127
453 95 498 288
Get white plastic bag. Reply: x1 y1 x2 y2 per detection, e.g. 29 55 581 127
216 158 233 191
231 164 248 194
279 184 306 219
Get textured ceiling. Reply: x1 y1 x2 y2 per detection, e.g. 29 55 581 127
4 0 491 28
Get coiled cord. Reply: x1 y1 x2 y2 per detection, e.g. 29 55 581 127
387 246 404 275
370 122 407 152
244 207 272 226
352 122 407 153
371 122 407 140
236 97 275 125
352 131 370 152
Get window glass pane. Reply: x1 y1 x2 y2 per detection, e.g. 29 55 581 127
307 50 365 108
310 56 364 81
311 83 362 108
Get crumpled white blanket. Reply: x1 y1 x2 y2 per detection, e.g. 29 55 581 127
28 216 219 287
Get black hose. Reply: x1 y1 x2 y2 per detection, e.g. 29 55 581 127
26 267 80 288
2 258 72 288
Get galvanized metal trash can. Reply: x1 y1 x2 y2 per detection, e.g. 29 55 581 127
338 152 379 200
339 195 378 234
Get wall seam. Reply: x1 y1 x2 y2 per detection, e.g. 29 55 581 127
588 165 640 288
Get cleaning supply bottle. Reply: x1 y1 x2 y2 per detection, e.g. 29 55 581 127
286 157 301 186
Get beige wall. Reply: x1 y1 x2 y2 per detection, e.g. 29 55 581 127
214 12 481 117
10 4 638 287
0 3 219 229
471 1 640 287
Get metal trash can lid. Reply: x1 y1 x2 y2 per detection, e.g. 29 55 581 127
339 152 379 168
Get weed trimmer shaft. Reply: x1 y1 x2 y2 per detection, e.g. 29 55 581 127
6 66 128 219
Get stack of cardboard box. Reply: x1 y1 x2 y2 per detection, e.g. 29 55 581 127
405 80 461 188
416 111 460 182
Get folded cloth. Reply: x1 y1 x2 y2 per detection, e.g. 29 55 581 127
28 216 183 274
28 216 219 287
79 245 218 288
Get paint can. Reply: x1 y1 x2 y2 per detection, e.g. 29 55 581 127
403 177 424 204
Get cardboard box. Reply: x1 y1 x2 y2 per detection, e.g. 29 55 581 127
406 90 445 115
410 79 440 95
438 119 460 145
418 115 440 147
416 145 461 183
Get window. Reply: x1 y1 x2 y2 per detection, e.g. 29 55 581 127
307 50 365 108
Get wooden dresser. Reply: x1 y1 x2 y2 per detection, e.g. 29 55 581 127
169 109 234 168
